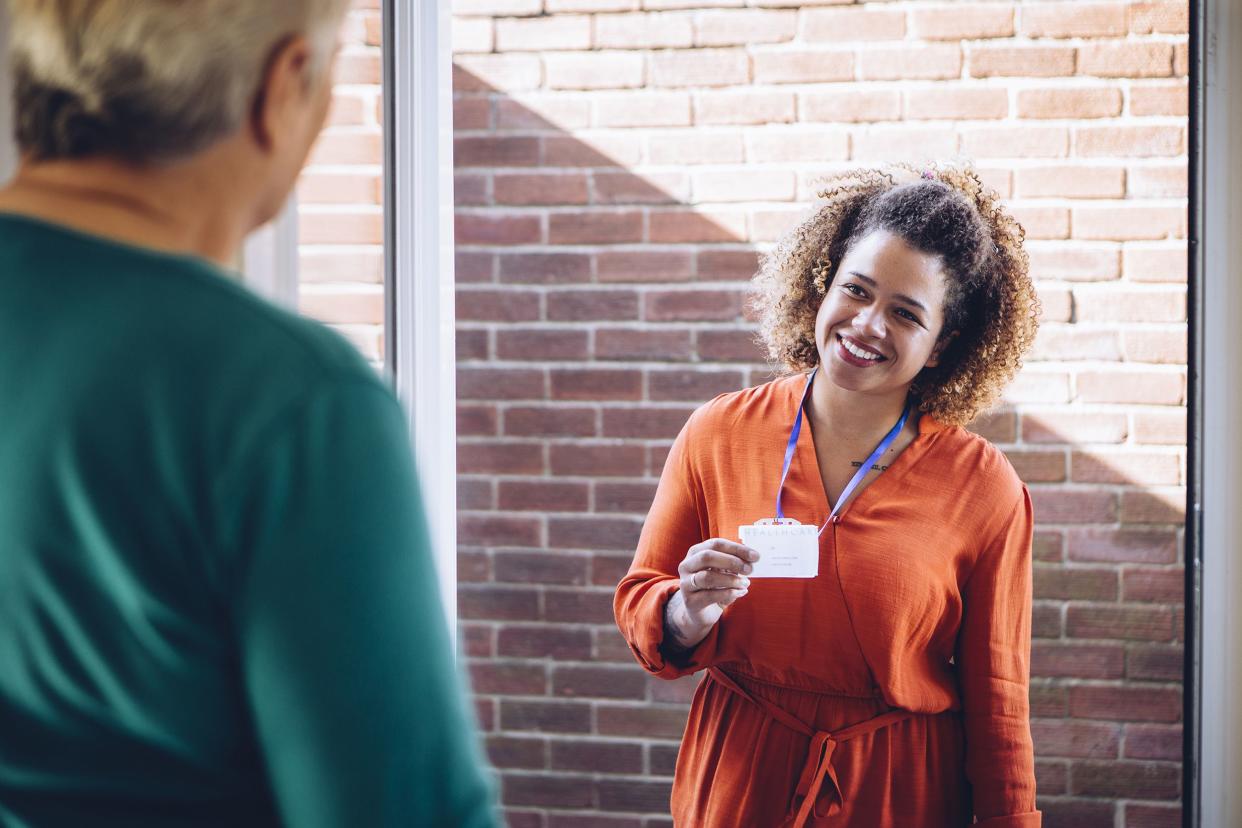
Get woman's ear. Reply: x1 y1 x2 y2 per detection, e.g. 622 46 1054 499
249 35 314 154
925 330 959 368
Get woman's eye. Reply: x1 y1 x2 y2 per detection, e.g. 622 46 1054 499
895 308 921 324
842 284 865 297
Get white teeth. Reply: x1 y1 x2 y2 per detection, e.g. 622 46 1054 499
841 337 882 361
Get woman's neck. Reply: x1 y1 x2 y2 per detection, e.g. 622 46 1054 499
805 370 913 447
0 146 264 267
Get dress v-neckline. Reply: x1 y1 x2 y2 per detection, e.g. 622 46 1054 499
790 376 935 524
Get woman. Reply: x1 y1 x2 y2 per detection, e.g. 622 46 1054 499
0 2 493 825
615 164 1042 827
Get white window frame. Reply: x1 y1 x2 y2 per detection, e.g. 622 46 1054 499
1194 0 1242 823
384 0 458 634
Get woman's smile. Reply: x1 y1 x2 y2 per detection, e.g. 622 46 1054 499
835 333 887 366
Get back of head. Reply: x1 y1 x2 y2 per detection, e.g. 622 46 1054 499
7 0 351 164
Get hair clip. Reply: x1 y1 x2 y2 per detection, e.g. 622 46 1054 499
921 168 936 180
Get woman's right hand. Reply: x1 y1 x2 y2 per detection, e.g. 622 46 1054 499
662 539 757 651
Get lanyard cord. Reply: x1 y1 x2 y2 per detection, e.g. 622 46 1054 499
774 368 911 532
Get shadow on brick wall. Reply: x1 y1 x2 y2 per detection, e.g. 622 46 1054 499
451 65 1186 828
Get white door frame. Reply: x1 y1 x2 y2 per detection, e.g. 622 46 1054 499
385 0 458 634
1193 0 1242 823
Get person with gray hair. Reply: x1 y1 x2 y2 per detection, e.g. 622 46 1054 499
0 2 496 826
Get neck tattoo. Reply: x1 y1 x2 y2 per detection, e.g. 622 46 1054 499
851 461 889 472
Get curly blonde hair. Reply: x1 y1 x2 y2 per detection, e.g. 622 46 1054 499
751 163 1040 427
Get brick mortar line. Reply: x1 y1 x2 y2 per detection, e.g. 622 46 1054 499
457 246 765 255
457 357 1182 369
450 202 1187 215
483 732 684 748
457 399 719 407
457 358 754 368
301 165 382 175
482 29 1184 42
1035 562 1183 568
453 80 1186 92
455 160 1190 169
450 121 1188 133
460 476 664 485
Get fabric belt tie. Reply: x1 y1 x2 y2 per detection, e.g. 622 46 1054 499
707 667 917 827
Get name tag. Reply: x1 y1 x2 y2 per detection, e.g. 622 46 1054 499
739 521 819 579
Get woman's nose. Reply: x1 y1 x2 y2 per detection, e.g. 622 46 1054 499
854 304 886 337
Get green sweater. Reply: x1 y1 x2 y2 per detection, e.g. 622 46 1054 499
0 214 496 827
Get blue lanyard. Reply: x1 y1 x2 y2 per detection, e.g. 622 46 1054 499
774 368 911 526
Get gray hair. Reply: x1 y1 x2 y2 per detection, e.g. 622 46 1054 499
7 0 352 163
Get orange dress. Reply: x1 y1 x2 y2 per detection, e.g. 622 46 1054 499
614 375 1040 827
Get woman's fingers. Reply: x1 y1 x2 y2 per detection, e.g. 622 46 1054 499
696 539 759 566
676 538 757 622
686 569 750 591
691 550 755 576
683 586 748 614
677 540 759 578
714 587 748 607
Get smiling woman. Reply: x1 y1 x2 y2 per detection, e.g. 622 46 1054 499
615 163 1045 827
755 164 1040 427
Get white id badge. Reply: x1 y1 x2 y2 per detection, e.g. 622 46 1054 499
739 520 819 578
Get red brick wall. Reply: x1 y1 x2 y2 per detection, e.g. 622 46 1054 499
304 1 1189 825
298 1 385 361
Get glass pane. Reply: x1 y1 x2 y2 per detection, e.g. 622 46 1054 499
450 1 1191 825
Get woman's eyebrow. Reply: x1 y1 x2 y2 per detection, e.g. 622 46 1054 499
848 272 928 313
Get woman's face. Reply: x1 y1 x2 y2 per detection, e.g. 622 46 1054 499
813 228 952 400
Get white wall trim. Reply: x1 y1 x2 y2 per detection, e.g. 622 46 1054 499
387 0 457 635
1198 0 1242 822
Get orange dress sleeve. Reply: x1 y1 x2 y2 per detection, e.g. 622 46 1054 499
614 411 725 680
956 485 1040 827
